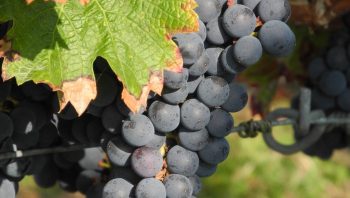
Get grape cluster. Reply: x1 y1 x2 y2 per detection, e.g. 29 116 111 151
292 17 350 159
0 0 296 197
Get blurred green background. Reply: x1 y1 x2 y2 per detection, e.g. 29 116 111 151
17 97 350 198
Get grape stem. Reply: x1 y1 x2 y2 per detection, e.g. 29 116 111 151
0 144 99 160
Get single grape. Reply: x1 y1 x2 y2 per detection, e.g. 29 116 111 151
221 82 248 112
205 47 225 76
164 69 189 90
233 35 263 66
221 45 246 74
222 4 256 38
131 147 163 178
101 104 123 134
198 137 230 165
207 109 234 138
197 76 230 107
135 178 166 198
103 178 134 198
166 145 199 176
34 159 59 188
326 46 350 71
148 101 180 133
187 51 210 76
307 57 327 83
122 114 155 147
319 70 347 97
206 17 231 45
196 161 217 177
180 99 210 131
258 20 296 56
257 0 291 22
178 127 209 151
195 0 222 23
173 33 204 65
337 89 350 112
162 86 189 105
163 174 193 198
106 137 134 167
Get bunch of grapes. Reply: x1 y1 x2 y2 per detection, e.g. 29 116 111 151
292 15 350 159
0 0 296 197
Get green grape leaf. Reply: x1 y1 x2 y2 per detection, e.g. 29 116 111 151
0 0 198 114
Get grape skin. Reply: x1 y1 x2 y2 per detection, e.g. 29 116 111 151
222 4 256 38
148 101 180 133
166 145 199 176
233 35 263 66
195 0 222 23
163 174 193 198
135 178 166 198
221 83 248 112
173 33 204 65
319 70 347 97
180 99 210 131
198 137 230 165
197 76 230 107
102 178 133 198
258 20 296 57
178 127 209 151
131 147 163 178
163 69 189 90
206 109 234 138
257 0 291 22
122 114 155 147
